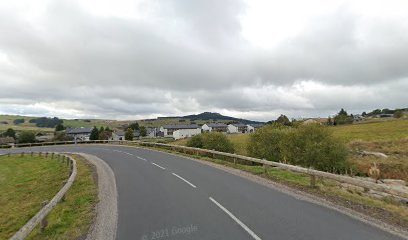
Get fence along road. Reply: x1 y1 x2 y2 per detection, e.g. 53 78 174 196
1 145 406 240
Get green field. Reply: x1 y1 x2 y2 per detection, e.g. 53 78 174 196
332 119 408 141
173 119 408 180
0 154 97 239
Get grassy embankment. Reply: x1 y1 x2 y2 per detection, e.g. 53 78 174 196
0 154 97 240
175 119 408 180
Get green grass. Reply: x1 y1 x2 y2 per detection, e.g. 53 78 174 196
0 154 98 240
27 155 98 240
332 119 408 142
0 154 69 239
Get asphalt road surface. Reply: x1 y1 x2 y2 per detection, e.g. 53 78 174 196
1 145 404 240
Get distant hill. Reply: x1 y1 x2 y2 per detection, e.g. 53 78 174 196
158 112 264 124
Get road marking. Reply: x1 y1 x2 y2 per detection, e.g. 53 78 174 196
136 156 147 161
123 152 133 156
209 197 262 240
172 173 197 188
151 162 166 170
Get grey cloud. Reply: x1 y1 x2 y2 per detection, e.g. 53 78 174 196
0 1 407 121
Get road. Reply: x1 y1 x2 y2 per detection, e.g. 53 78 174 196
1 145 404 240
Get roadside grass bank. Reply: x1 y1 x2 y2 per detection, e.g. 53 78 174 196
27 154 98 240
136 144 408 231
0 154 98 240
172 119 408 181
0 155 69 239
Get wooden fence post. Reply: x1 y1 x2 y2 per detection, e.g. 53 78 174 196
310 175 316 187
40 201 49 232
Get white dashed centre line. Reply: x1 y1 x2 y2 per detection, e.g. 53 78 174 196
209 197 262 240
172 173 197 188
137 156 147 161
151 162 166 170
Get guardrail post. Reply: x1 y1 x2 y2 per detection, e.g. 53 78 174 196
310 175 316 187
263 159 268 174
51 152 54 159
7 152 10 157
40 200 49 232
212 149 215 158
31 152 34 157
21 152 24 157
39 152 42 157
45 152 49 158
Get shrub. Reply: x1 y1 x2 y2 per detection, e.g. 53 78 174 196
247 124 349 173
247 124 291 162
285 124 348 173
124 128 133 141
187 132 234 153
18 131 36 143
201 132 234 153
187 134 203 148
90 126 99 140
13 119 25 124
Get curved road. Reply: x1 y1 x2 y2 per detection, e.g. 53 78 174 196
1 145 404 240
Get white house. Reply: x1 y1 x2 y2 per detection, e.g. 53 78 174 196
112 130 140 141
247 123 265 133
201 123 228 132
227 124 248 134
173 128 201 140
159 124 200 138
145 128 159 138
66 128 93 141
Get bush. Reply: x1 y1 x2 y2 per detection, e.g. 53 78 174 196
247 124 349 173
187 132 234 153
13 119 25 124
18 131 36 143
187 134 203 148
285 124 348 173
247 124 291 162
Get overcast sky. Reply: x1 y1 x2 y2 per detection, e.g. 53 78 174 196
0 0 407 121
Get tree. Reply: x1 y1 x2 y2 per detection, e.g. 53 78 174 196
333 108 353 125
129 122 139 131
276 114 291 126
284 124 348 173
2 128 16 139
247 124 349 173
394 110 403 118
18 131 36 143
53 132 74 141
338 108 348 116
247 124 290 162
125 128 134 141
327 116 333 126
140 126 147 137
90 126 99 140
99 126 105 133
13 119 25 124
55 123 65 131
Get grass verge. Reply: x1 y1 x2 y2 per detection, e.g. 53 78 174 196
0 155 69 239
27 155 98 240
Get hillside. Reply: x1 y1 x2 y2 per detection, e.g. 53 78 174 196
0 112 262 132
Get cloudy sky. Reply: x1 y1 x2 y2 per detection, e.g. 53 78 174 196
0 0 407 121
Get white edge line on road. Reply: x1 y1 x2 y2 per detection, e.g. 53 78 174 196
151 162 166 170
172 173 197 188
209 197 262 240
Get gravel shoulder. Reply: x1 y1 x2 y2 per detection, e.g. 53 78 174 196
78 153 118 240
